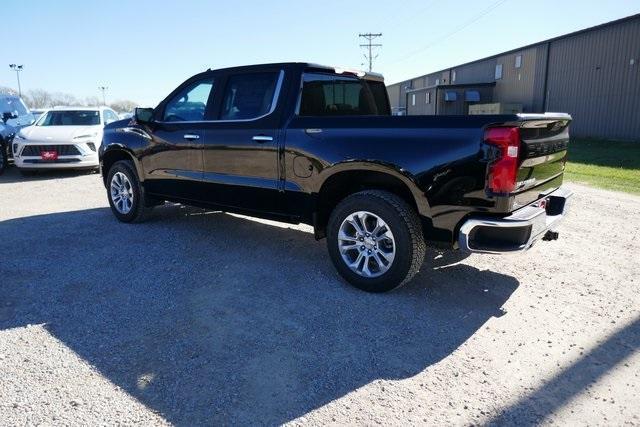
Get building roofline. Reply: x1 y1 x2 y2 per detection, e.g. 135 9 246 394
387 12 640 87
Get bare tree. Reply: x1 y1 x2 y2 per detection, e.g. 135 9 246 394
109 100 138 113
24 89 52 108
50 92 80 107
83 96 102 107
0 86 18 95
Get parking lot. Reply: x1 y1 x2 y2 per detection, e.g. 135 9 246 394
0 168 639 425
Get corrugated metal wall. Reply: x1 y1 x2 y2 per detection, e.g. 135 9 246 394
406 88 437 115
492 47 540 112
545 18 640 139
451 59 496 84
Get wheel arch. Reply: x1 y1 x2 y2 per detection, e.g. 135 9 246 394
101 147 142 187
314 166 430 239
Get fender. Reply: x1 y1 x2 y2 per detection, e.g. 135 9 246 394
100 143 145 184
315 160 431 218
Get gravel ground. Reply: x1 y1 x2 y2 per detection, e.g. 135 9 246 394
0 167 639 426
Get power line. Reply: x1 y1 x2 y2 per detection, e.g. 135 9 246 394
391 0 508 65
374 0 438 32
359 33 383 72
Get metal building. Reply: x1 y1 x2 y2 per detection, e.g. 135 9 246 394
386 14 640 140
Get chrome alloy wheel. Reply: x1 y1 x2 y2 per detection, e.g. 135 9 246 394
110 172 134 214
338 211 396 278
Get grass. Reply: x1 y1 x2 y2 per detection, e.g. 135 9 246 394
563 138 640 195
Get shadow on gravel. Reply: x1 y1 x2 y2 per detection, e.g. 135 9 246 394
489 316 640 425
1 205 518 425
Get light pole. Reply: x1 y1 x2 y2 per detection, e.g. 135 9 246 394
9 64 24 97
98 85 109 105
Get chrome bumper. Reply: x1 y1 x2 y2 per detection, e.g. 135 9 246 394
458 187 573 254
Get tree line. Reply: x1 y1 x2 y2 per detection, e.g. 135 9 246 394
0 86 138 113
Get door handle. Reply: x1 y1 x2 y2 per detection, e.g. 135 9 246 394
252 135 273 143
183 134 200 140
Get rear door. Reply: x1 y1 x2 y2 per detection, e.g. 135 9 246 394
201 68 285 214
142 77 215 200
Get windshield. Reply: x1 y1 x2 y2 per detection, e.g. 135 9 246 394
38 110 101 126
0 96 29 116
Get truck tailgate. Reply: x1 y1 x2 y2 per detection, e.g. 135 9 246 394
514 114 571 208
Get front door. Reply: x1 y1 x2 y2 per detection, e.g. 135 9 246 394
201 70 284 214
142 77 215 200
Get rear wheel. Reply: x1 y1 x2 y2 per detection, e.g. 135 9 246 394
106 160 153 222
327 190 426 293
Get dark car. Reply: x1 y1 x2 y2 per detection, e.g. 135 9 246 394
0 94 35 174
99 62 572 292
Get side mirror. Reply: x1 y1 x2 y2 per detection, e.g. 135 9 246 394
134 107 155 124
2 111 17 124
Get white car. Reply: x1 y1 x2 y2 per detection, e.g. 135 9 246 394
13 106 120 171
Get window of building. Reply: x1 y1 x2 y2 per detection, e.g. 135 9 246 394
515 55 522 68
299 73 390 116
444 91 457 102
452 70 456 83
220 72 280 120
425 92 431 104
411 94 416 106
465 90 480 102
495 64 503 80
164 78 214 121
435 78 440 86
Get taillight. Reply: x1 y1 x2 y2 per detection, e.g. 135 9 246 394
485 126 521 193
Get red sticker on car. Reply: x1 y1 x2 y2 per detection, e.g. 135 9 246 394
41 151 58 161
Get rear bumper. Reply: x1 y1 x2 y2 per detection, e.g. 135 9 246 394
458 186 573 254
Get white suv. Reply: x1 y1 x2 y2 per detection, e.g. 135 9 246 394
13 106 120 172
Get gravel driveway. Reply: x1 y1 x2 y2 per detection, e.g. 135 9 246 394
1 168 639 426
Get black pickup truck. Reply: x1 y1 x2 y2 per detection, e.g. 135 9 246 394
99 62 572 292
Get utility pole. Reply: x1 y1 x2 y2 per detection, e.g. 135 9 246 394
98 85 109 105
358 33 382 72
9 64 24 97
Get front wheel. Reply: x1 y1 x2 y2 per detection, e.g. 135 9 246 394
327 190 426 293
106 160 153 222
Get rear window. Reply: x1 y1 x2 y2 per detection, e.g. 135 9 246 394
299 73 390 116
38 110 101 126
0 96 29 116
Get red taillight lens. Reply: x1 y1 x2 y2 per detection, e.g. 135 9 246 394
485 127 521 193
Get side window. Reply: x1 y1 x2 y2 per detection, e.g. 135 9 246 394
163 78 214 122
495 64 503 80
220 72 279 120
103 110 119 124
299 73 389 116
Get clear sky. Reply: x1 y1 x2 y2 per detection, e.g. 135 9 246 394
2 0 638 106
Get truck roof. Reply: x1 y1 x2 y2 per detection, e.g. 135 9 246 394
205 62 385 82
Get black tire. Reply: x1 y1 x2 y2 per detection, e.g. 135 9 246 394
0 143 7 176
326 190 426 293
106 160 153 223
